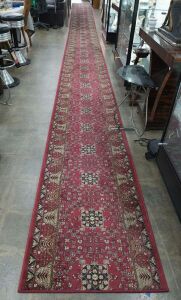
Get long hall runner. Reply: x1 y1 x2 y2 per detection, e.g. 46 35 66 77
19 3 168 293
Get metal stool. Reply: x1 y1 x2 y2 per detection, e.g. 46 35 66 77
1 13 30 66
0 23 20 88
116 65 157 137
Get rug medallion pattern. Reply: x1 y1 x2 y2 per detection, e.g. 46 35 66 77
19 4 168 293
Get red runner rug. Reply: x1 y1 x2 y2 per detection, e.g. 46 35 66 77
19 3 168 293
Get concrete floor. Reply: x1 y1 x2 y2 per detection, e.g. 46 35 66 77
0 2 181 300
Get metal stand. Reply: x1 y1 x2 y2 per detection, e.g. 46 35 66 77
9 27 31 67
114 84 150 138
145 139 160 160
0 70 20 88
14 50 31 66
34 17 49 31
0 59 20 88
115 65 156 138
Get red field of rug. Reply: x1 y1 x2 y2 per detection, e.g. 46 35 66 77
18 3 168 293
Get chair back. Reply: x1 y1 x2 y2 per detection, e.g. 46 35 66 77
32 0 48 14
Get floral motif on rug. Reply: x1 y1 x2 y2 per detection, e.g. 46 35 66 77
18 3 168 293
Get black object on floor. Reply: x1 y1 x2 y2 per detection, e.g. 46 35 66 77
39 0 65 28
145 139 160 160
117 65 156 88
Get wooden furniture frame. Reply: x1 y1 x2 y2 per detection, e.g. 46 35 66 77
140 28 181 130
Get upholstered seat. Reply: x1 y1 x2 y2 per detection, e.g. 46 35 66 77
1 13 24 30
0 23 11 43
0 23 20 90
117 65 156 89
0 23 10 34
0 13 24 22
1 12 30 66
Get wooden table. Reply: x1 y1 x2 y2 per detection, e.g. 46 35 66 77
140 28 181 129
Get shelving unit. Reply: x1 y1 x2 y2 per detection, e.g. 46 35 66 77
114 0 170 67
102 0 120 44
157 79 181 221
115 0 139 65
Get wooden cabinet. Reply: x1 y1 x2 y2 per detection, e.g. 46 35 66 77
157 79 181 221
102 0 120 43
140 28 181 129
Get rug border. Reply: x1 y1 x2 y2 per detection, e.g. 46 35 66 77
92 6 169 294
18 8 72 293
18 3 169 293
